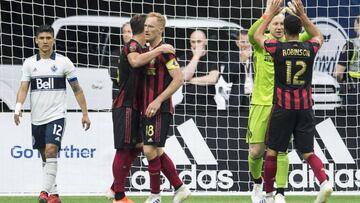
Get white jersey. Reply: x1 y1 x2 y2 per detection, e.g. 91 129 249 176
21 52 77 125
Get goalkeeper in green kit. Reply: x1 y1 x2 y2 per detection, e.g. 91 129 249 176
246 0 312 202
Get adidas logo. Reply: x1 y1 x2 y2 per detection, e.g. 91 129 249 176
165 119 217 165
288 118 355 164
141 119 217 166
135 119 233 190
288 118 359 189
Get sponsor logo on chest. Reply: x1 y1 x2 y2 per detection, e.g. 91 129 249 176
36 78 54 89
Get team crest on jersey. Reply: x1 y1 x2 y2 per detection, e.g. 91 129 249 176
51 65 58 72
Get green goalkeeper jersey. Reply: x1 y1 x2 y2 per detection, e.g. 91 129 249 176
248 18 311 105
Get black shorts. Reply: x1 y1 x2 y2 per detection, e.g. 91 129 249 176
142 113 173 147
32 118 65 150
112 107 142 149
266 105 315 153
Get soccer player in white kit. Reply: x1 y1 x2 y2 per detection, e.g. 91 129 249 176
14 24 91 203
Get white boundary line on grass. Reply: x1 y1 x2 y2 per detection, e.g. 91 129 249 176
0 192 359 196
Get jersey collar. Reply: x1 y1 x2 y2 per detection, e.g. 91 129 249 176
36 52 56 61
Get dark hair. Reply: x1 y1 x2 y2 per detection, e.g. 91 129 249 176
284 15 302 36
36 24 54 37
130 14 147 35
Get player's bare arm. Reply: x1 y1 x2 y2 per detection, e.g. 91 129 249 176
188 69 219 85
145 67 184 117
254 0 283 49
14 81 30 125
127 44 175 68
292 0 324 46
69 80 91 130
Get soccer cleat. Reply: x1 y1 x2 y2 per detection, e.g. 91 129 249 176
274 193 286 203
144 193 161 203
265 194 274 203
105 188 115 200
173 185 191 203
314 181 333 203
48 194 61 203
38 191 48 203
113 196 135 203
251 182 265 203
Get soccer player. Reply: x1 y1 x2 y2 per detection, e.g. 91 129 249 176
109 14 177 203
247 0 313 202
254 0 333 203
14 24 91 203
110 22 132 100
142 12 191 203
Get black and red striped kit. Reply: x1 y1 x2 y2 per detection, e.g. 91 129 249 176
142 41 180 147
264 39 321 153
112 39 145 149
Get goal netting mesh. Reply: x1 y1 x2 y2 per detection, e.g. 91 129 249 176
0 0 359 195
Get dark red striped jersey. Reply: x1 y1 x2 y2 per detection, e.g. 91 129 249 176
142 41 180 114
112 39 145 110
264 39 320 109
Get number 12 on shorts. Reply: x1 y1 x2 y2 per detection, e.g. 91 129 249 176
53 124 63 137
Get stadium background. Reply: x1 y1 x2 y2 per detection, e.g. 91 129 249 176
1 0 360 196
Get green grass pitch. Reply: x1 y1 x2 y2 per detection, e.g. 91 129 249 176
0 196 359 203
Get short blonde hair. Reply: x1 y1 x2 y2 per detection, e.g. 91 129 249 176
147 12 166 29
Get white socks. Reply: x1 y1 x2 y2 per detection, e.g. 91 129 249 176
42 158 58 193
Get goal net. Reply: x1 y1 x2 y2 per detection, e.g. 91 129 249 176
0 0 359 195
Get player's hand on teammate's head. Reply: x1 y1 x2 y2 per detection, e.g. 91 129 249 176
158 44 175 54
82 115 91 131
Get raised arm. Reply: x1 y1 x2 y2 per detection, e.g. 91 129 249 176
254 0 283 49
181 46 207 81
292 0 323 46
249 0 278 47
248 18 265 48
128 44 175 68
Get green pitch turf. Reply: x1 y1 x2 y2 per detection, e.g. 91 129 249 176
0 196 359 203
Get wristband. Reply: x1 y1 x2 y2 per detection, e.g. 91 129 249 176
15 102 22 115
261 14 269 20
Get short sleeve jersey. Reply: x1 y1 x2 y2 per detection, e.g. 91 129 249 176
248 18 313 106
142 41 180 114
21 52 77 125
178 51 218 99
264 39 320 109
113 39 145 110
337 41 354 68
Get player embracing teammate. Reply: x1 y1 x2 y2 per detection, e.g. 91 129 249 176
109 12 191 203
253 0 333 203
